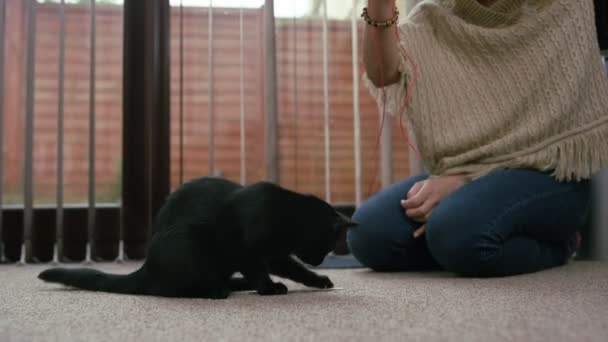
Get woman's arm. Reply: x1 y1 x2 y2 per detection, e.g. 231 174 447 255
363 1 402 87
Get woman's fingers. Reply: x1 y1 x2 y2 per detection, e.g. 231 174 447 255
408 206 433 224
413 225 426 238
407 181 423 198
406 199 436 220
402 184 430 209
411 215 426 223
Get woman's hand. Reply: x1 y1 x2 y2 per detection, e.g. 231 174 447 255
400 175 468 238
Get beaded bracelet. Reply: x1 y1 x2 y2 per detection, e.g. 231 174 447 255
361 7 400 29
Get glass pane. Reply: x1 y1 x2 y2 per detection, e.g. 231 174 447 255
277 1 327 198
275 0 414 203
158 0 419 203
33 2 59 205
170 2 265 190
93 2 123 204
28 1 123 205
0 0 125 207
170 3 211 189
2 0 26 206
326 1 363 203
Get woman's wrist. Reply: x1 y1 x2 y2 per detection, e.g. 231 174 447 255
362 7 399 29
366 1 396 21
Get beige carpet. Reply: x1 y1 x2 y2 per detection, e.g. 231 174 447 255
1 261 607 342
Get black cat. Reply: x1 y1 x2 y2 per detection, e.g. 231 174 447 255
38 177 356 299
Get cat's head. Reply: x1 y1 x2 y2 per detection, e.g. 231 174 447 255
235 182 358 266
292 196 358 266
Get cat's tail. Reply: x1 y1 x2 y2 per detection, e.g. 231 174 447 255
38 267 147 295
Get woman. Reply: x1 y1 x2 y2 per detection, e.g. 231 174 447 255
347 0 608 277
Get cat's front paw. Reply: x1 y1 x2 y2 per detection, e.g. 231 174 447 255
258 282 288 296
308 275 334 289
208 289 230 300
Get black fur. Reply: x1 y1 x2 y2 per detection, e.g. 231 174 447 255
38 177 356 299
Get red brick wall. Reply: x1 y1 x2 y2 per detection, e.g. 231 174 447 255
2 3 411 206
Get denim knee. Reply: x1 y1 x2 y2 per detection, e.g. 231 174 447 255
347 173 431 271
425 211 495 276
347 212 386 271
347 210 399 271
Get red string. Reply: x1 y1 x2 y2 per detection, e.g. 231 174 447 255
366 1 421 197
367 21 388 197
394 16 421 160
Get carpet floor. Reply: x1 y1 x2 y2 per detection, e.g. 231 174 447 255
1 261 607 342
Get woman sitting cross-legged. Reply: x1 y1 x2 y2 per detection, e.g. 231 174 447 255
347 0 608 277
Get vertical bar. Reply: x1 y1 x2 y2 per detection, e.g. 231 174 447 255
145 0 153 246
23 0 37 263
380 118 392 188
322 0 331 202
56 0 66 262
86 0 96 262
0 0 6 261
264 0 279 183
590 168 608 260
208 1 215 176
239 7 246 185
587 56 608 261
122 0 171 260
351 0 362 206
148 0 171 237
179 0 184 184
122 0 150 260
292 3 299 189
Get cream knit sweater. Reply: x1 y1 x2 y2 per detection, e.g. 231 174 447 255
364 0 608 181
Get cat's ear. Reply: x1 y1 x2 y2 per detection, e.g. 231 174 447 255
334 211 358 230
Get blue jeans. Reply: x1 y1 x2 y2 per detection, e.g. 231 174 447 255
347 169 592 277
